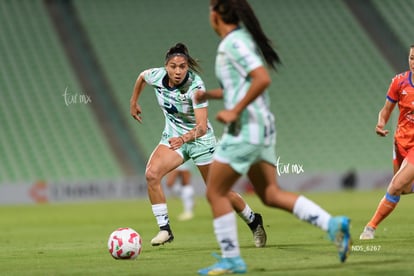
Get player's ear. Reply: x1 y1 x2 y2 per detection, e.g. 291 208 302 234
209 8 220 28
211 11 220 25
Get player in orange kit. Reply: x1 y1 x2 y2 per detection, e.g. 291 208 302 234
360 44 414 240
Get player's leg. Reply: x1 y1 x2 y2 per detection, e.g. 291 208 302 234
166 169 179 189
360 146 414 240
165 168 182 197
197 164 267 247
360 156 414 240
177 169 195 221
248 160 351 263
227 192 267 248
146 144 183 245
198 160 246 275
199 142 273 274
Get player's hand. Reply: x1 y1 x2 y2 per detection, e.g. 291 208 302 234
168 136 184 150
375 125 389 137
130 103 142 123
216 109 238 124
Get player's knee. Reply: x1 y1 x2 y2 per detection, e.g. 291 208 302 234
388 180 408 196
145 167 162 184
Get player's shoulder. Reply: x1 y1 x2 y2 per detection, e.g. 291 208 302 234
142 67 166 82
389 71 412 91
392 71 410 82
220 28 256 57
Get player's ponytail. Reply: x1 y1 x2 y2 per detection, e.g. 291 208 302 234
165 43 201 73
211 0 281 71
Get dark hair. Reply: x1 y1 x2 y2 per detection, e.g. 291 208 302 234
211 0 281 70
165 43 201 73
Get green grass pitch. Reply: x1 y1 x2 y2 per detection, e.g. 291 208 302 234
1 189 413 275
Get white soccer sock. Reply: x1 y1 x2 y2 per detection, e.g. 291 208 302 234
181 185 194 213
214 212 240 258
152 203 169 228
237 204 255 224
171 183 182 196
293 195 331 231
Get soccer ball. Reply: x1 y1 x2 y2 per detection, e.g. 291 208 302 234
108 227 142 260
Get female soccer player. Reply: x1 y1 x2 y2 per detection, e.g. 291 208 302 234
130 43 266 247
166 161 195 221
360 44 414 240
198 1 351 274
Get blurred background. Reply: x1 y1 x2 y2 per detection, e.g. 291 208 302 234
0 0 412 204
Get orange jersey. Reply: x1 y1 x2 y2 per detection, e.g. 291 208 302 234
387 71 414 149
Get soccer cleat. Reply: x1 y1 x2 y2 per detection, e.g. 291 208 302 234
150 230 174 246
328 216 352 263
177 211 194 221
251 213 267 248
198 253 247 275
359 226 375 240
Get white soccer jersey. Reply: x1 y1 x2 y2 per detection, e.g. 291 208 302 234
143 68 213 142
215 28 276 145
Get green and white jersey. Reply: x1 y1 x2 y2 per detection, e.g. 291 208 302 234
215 28 276 146
143 67 214 142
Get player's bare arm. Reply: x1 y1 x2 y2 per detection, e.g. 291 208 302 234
168 107 208 150
376 99 395 137
130 71 147 123
194 88 223 103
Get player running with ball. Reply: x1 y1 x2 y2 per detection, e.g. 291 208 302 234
130 43 267 248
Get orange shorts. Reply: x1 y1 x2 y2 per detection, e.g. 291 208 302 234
393 142 414 167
